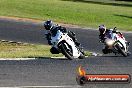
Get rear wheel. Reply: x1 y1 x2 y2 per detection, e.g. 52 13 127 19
78 48 85 59
115 44 127 57
78 53 85 59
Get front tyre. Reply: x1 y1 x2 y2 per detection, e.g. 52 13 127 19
59 43 73 60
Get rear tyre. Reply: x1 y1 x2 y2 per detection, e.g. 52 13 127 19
78 48 85 59
78 53 85 59
115 44 127 57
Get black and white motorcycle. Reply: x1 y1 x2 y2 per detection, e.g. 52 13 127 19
103 31 130 57
50 30 85 60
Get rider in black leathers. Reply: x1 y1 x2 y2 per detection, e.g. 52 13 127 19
44 20 80 54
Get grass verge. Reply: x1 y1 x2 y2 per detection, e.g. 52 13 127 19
0 0 132 31
0 41 91 58
0 41 63 58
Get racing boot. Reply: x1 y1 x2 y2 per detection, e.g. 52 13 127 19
127 51 131 56
127 42 130 46
80 47 85 55
126 42 131 56
74 39 84 54
75 41 80 47
126 41 130 50
70 31 76 36
102 46 109 54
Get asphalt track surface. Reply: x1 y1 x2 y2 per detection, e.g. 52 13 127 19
0 18 132 88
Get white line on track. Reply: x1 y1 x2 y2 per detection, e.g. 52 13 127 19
0 85 82 88
0 58 36 60
22 85 81 88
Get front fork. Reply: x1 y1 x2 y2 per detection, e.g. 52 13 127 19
104 44 117 54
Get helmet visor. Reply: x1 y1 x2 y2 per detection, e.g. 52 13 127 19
44 25 51 30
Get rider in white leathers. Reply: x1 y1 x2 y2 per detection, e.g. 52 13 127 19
44 20 80 54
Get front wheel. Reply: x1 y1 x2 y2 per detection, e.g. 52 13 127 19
115 44 127 57
59 43 74 60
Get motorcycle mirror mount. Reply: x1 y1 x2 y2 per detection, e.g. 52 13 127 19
114 27 117 30
113 27 117 31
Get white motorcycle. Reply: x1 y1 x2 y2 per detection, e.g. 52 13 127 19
50 30 85 60
103 31 130 57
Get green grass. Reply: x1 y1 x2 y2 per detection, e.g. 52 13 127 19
0 41 91 58
0 0 132 30
0 41 63 58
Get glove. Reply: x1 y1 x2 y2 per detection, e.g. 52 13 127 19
99 39 105 43
45 33 51 40
60 26 67 33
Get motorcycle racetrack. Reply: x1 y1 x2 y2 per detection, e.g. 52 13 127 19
0 18 132 88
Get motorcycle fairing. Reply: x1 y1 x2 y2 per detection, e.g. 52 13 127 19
51 30 81 58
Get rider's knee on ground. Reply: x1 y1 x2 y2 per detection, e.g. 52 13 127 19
102 48 109 54
50 47 60 54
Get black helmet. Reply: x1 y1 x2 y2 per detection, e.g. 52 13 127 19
99 24 106 34
44 20 53 30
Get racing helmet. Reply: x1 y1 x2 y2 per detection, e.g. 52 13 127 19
44 20 53 30
99 24 106 34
